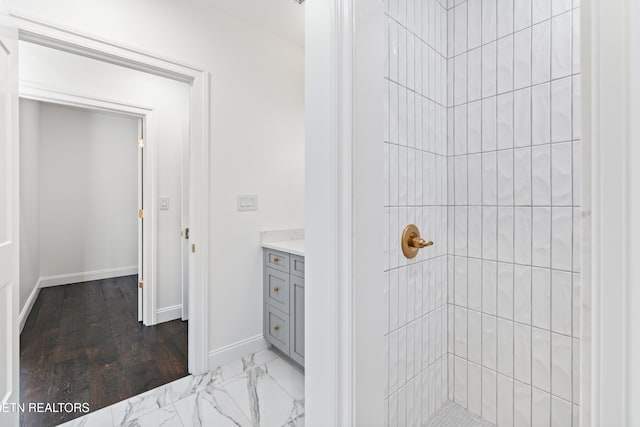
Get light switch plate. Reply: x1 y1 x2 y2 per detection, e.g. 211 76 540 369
160 197 170 211
237 195 258 211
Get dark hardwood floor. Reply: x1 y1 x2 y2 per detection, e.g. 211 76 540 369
20 275 188 427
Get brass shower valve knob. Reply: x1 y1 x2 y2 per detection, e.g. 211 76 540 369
401 224 434 259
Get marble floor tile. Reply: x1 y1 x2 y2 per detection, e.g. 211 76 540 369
224 362 304 427
57 349 305 427
213 349 281 385
263 358 305 400
282 412 305 427
110 384 174 425
251 349 280 367
110 372 221 425
173 383 251 427
165 371 220 401
122 404 183 427
57 406 114 427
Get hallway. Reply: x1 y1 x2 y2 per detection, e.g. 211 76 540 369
20 276 188 427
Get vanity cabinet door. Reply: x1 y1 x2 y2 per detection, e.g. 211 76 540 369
289 275 305 366
291 255 305 278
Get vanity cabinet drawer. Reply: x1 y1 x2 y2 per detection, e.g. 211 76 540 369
264 267 289 313
290 255 305 278
265 249 289 273
265 305 290 354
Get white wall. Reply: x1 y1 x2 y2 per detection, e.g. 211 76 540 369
19 99 40 312
37 103 138 279
8 0 305 356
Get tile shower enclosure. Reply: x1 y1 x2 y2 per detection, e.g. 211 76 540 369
383 0 582 426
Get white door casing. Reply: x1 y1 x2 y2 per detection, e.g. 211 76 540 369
12 14 210 375
19 83 158 326
305 0 385 426
181 121 189 322
0 4 19 427
583 0 640 425
138 118 144 323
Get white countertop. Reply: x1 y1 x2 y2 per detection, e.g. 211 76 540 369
262 239 305 256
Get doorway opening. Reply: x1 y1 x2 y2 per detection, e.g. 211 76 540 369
17 98 190 426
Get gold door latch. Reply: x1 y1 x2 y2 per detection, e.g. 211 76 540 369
401 224 434 259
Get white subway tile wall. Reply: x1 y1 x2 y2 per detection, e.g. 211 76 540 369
384 0 450 426
384 0 581 426
447 1 581 427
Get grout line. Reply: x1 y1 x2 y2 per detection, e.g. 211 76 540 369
549 4 554 424
479 0 485 417
465 0 470 408
529 0 535 419
511 0 516 420
494 1 499 419
569 6 576 419
447 7 578 62
450 73 580 109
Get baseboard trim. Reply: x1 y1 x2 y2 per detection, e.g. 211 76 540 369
156 304 182 324
208 334 269 370
19 278 41 333
39 266 138 288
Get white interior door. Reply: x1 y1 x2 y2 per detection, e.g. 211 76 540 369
137 119 144 322
0 8 19 427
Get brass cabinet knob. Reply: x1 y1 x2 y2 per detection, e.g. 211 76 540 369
273 325 280 331
273 287 280 292
273 257 279 263
402 224 434 259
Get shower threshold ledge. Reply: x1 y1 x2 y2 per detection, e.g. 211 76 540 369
425 401 495 427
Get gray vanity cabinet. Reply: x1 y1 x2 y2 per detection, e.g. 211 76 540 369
263 249 304 368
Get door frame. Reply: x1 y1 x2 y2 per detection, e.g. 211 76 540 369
11 13 210 375
305 1 385 426
0 5 19 426
18 87 156 325
582 0 640 425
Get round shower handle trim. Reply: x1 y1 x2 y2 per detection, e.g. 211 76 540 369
401 224 434 259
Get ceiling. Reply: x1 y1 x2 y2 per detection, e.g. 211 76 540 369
209 0 305 47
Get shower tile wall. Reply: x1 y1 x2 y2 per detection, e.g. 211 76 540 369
446 1 582 426
384 0 450 426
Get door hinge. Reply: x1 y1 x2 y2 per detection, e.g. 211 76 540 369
138 209 144 219
138 138 144 148
138 280 144 289
185 228 190 239
192 244 196 253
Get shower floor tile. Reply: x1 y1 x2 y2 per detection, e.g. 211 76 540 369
425 401 495 427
